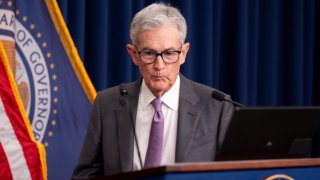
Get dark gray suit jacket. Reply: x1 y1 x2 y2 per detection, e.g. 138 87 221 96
72 75 234 179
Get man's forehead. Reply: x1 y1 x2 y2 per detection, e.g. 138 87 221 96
134 26 181 51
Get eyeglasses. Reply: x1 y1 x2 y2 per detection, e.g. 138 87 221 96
135 46 182 64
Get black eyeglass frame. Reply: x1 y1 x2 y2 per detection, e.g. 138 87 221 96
134 45 182 64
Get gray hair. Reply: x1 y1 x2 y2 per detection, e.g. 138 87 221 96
130 3 187 45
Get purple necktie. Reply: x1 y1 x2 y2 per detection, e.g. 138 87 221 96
144 98 164 168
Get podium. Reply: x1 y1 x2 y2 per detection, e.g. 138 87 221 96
105 158 320 179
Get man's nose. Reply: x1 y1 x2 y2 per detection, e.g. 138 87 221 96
153 55 165 69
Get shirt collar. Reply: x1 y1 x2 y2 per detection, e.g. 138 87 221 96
140 75 180 111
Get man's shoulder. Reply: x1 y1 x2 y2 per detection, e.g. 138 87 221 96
97 80 141 99
181 75 213 93
180 75 230 100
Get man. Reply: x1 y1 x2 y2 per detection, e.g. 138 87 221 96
72 3 234 179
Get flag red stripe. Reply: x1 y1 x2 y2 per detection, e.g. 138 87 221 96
0 142 13 180
0 57 43 180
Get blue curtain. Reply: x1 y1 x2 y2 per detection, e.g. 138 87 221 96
57 0 320 106
57 0 320 153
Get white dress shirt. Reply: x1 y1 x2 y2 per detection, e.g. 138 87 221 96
133 75 180 170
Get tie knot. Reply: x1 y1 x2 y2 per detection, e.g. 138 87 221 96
152 98 162 112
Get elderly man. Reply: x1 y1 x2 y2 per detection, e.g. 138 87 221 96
72 3 234 179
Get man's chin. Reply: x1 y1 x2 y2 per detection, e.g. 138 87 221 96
150 82 168 91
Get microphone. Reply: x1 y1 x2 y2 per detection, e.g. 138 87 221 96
212 90 245 107
120 89 128 96
120 88 144 169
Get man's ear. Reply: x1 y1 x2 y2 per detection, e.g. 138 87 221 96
179 42 190 64
127 44 139 65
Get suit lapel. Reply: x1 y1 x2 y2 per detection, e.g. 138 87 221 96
115 76 201 166
116 81 141 172
175 75 201 162
115 107 133 172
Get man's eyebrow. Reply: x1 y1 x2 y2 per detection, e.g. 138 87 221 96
139 47 156 51
162 47 179 51
139 47 179 52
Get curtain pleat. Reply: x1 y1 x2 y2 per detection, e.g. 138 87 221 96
57 0 319 106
